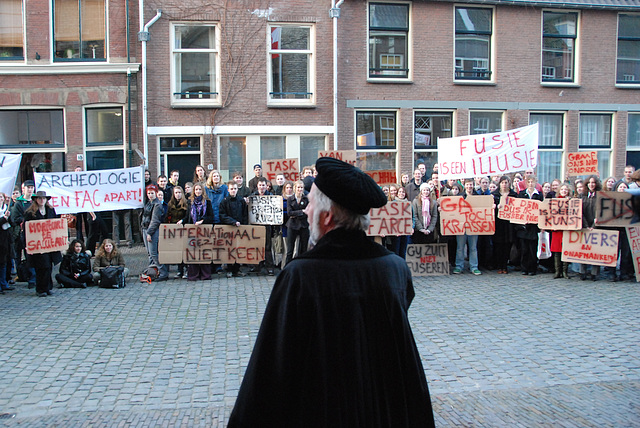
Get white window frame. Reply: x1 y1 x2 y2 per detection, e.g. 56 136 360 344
170 22 221 107
615 13 640 87
529 112 566 184
83 104 126 169
367 1 412 82
51 0 109 62
578 112 613 178
267 23 315 107
453 5 495 84
0 0 26 62
540 9 580 87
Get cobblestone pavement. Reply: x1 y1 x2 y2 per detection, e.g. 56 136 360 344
1 245 638 427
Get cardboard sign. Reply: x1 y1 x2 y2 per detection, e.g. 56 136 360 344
262 158 300 182
249 195 283 225
25 218 69 255
566 151 598 176
158 224 185 264
0 153 21 197
318 150 356 165
406 244 450 276
365 170 397 185
595 191 634 227
34 166 145 214
561 229 619 267
437 123 539 181
439 195 495 235
366 201 412 236
159 225 266 265
626 227 640 282
498 196 541 225
538 198 582 230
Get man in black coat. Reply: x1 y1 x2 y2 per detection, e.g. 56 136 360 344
229 157 435 427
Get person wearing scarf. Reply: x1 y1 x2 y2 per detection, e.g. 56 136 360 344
411 182 438 244
183 183 214 281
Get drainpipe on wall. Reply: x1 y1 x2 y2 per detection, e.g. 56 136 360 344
138 7 162 167
330 0 345 151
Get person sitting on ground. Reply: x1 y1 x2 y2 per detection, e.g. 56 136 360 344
56 239 92 288
92 239 129 285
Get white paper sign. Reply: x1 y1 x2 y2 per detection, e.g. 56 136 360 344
0 154 22 197
34 166 145 214
438 123 539 181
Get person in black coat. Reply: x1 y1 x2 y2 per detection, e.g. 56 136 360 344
492 176 517 274
56 239 92 288
183 182 214 281
219 181 249 278
284 180 309 265
23 191 61 297
516 175 544 275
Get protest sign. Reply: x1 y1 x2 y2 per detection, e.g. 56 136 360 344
406 244 450 276
263 158 300 182
158 224 185 264
439 195 495 235
367 201 412 236
437 123 539 181
249 195 283 225
0 153 21 197
25 218 68 255
566 151 598 176
34 166 145 214
595 191 634 227
365 170 397 185
561 229 619 267
537 198 582 230
213 225 266 264
626 227 640 282
158 225 266 265
318 150 357 165
498 196 541 225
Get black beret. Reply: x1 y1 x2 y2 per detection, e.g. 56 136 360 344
314 157 387 215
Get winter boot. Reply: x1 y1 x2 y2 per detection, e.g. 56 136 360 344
563 262 571 279
553 253 562 279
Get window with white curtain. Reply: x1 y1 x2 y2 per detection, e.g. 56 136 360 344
530 113 564 183
579 113 612 177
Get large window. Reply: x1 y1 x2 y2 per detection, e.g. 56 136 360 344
0 110 64 146
85 106 124 170
455 7 492 81
617 14 640 84
530 113 564 183
53 0 105 61
469 111 502 135
269 24 314 105
627 114 640 168
260 136 286 161
579 113 612 177
220 137 245 181
300 136 325 168
542 12 577 83
0 0 23 60
356 111 396 149
414 111 453 171
171 24 219 105
368 2 410 79
159 136 201 181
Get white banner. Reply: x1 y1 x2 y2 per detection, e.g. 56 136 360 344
0 154 22 197
34 166 145 214
437 123 539 181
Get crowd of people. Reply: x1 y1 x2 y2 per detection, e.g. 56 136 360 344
1 161 637 297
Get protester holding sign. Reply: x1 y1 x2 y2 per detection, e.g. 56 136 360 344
167 186 189 279
492 176 517 274
580 175 601 281
219 181 249 278
285 180 310 265
452 179 481 275
205 170 229 224
55 239 92 289
250 177 276 276
516 175 544 276
603 180 634 282
183 183 214 281
23 191 61 297
411 183 437 244
140 185 169 282
549 184 573 279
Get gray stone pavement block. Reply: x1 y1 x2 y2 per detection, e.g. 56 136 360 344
0 244 638 426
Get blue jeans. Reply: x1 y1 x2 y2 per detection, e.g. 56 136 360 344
456 234 478 271
143 228 168 279
0 263 7 289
